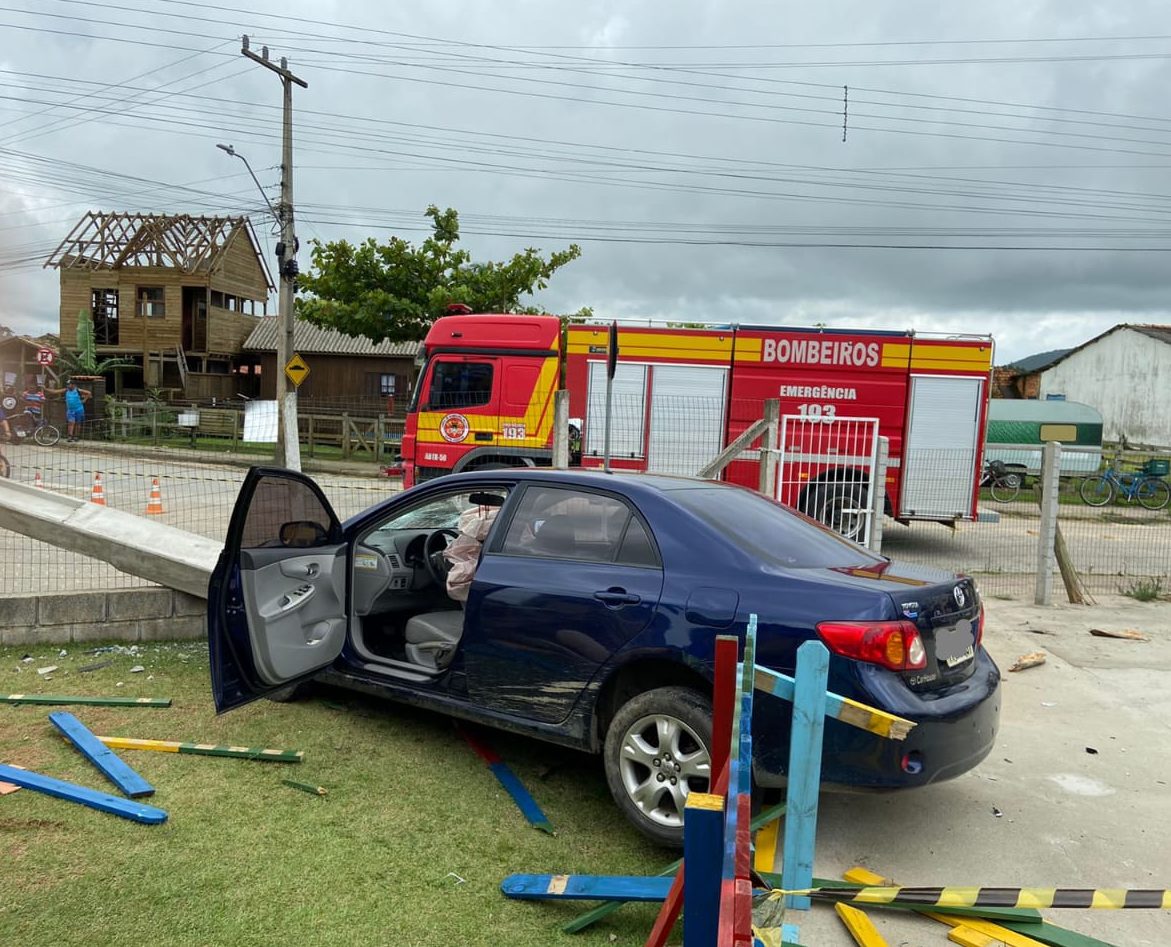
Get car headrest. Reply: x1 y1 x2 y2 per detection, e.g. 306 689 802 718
530 514 578 557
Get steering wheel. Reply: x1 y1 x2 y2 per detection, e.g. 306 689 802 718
423 528 460 586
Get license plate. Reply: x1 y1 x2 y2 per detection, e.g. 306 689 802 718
936 619 975 667
945 645 975 668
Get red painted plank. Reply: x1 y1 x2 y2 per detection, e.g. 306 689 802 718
711 635 739 781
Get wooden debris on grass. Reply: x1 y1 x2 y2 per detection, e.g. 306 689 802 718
0 762 166 825
1008 652 1047 672
3 694 172 707
98 736 303 763
282 779 327 797
50 712 154 798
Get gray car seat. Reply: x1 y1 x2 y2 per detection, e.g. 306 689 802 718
404 610 464 671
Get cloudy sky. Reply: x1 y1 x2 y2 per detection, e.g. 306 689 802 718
2 0 1171 362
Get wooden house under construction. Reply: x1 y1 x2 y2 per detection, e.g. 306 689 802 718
45 211 274 399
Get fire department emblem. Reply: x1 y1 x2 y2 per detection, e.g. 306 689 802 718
439 413 470 444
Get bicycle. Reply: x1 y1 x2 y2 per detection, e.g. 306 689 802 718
1079 459 1170 510
981 458 1022 502
1 395 60 447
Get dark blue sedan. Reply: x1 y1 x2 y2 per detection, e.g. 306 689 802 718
209 467 1000 846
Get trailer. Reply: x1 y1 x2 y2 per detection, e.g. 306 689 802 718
984 398 1103 476
400 313 993 539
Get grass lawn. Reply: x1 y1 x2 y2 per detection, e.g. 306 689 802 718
0 641 665 947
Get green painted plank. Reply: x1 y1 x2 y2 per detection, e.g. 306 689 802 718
998 920 1119 947
3 694 172 707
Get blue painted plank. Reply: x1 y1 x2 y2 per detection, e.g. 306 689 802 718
49 712 154 798
683 794 724 947
501 874 673 902
0 763 167 824
781 641 830 912
487 761 554 835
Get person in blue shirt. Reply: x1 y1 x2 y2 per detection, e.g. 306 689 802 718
47 379 91 443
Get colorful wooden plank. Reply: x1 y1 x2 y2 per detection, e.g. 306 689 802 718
752 667 914 741
717 617 757 947
0 762 166 824
925 914 1050 947
49 712 154 798
4 694 171 707
98 736 303 763
683 792 724 947
458 728 554 835
948 927 1001 947
754 813 781 874
996 921 1118 947
561 798 786 934
780 640 830 911
710 635 740 781
643 630 742 947
503 874 673 902
835 902 890 947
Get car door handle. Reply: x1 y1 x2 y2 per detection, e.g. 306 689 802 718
594 589 641 608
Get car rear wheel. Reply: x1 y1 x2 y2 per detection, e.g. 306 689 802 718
603 686 712 848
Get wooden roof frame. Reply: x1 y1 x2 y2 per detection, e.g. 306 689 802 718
44 211 274 290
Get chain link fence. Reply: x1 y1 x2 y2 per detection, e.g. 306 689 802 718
883 446 1171 599
0 441 402 595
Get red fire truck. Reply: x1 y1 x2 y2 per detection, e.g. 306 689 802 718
400 312 993 535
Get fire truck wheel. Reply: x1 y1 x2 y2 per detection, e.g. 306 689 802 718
603 686 712 848
810 482 867 541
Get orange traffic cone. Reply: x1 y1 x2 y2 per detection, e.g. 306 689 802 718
33 471 44 489
89 472 106 506
145 476 164 515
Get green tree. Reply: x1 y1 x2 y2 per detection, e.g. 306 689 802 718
297 205 583 344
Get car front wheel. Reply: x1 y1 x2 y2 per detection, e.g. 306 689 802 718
603 686 713 848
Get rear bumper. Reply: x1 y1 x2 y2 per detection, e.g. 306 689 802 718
752 650 1001 789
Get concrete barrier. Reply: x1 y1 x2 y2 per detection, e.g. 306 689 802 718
0 478 219 598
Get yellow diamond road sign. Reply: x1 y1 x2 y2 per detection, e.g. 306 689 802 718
284 353 310 388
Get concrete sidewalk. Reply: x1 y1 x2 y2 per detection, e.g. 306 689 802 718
789 594 1171 947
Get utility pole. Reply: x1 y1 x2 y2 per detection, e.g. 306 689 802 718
241 35 307 471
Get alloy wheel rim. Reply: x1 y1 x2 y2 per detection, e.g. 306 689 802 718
618 713 710 828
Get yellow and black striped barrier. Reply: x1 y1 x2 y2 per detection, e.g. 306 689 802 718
771 885 1171 910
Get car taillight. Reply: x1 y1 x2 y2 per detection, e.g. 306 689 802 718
975 603 985 647
816 620 927 671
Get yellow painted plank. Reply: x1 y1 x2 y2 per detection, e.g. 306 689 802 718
925 914 1049 947
754 814 780 874
949 926 1004 947
99 737 180 754
835 901 890 947
844 867 889 886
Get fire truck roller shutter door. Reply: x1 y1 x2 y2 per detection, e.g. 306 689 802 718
586 362 647 458
647 365 729 477
901 375 984 518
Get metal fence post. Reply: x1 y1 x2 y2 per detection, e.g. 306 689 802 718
757 398 780 497
868 436 889 554
552 390 570 469
1034 440 1062 605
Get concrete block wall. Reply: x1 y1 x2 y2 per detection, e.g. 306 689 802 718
0 589 206 646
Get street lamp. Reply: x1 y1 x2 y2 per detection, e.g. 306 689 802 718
216 142 301 470
216 143 279 220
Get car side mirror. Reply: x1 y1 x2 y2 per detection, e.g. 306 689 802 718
279 520 329 548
